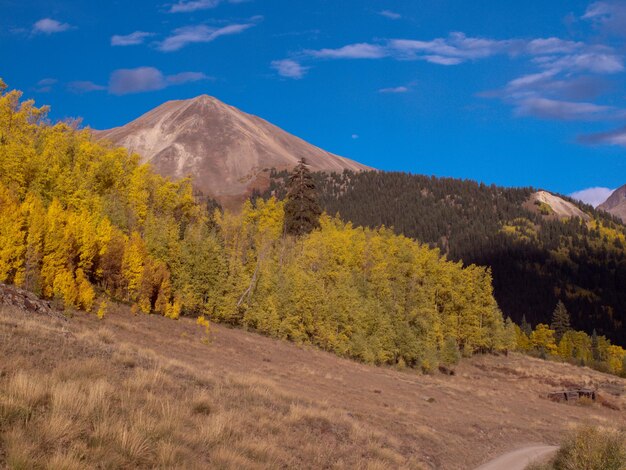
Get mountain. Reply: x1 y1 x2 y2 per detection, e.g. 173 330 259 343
526 190 590 220
599 184 626 223
260 170 626 345
95 95 370 206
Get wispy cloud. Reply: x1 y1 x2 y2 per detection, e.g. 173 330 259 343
111 31 154 46
32 18 72 34
34 78 57 93
271 59 308 79
390 33 516 61
108 67 209 95
158 23 254 51
308 43 387 59
275 28 626 132
167 0 249 13
67 81 107 94
379 86 409 93
513 97 616 121
583 1 626 36
580 126 626 146
379 10 401 20
570 187 615 207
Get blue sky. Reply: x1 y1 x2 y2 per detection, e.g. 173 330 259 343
2 0 626 203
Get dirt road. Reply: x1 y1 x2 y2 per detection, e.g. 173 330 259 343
475 445 558 470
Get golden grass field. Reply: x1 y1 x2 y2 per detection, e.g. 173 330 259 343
1 300 624 469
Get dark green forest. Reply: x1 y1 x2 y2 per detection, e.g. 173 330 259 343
258 170 626 346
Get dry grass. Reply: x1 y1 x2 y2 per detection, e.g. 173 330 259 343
0 307 412 469
1 301 625 469
527 425 626 470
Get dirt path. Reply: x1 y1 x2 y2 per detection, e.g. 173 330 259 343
475 445 558 470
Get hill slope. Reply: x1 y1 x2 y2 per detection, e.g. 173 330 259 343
2 293 624 469
95 96 370 205
599 184 626 223
261 170 626 345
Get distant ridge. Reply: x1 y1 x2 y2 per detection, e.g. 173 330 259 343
95 95 370 206
599 184 626 223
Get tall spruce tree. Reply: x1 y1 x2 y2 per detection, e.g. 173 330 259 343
284 158 321 236
521 315 532 337
550 300 571 342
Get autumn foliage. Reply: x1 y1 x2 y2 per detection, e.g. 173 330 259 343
1 84 624 374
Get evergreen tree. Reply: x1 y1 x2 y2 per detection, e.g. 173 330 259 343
283 159 321 236
521 315 532 337
550 300 571 342
441 337 461 366
591 329 600 362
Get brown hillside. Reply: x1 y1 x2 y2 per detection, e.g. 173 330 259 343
1 291 624 469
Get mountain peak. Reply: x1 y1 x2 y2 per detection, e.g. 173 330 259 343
599 184 626 223
95 97 370 206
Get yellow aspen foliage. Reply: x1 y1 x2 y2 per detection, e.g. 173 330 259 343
41 199 69 298
128 165 150 227
52 270 78 308
97 300 108 320
197 315 210 334
516 326 532 351
0 184 26 284
530 324 558 356
165 297 182 320
606 345 626 375
76 269 95 311
122 232 145 301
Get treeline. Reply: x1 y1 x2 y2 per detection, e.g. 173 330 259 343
259 170 626 346
0 84 513 369
517 302 626 376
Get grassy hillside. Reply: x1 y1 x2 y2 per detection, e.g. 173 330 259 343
260 170 626 345
1 298 625 469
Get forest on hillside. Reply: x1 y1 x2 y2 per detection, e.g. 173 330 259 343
0 84 515 370
260 170 626 346
1 84 624 376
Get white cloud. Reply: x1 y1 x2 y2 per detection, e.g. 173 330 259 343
32 18 72 34
379 86 409 93
390 33 516 62
108 67 209 95
34 78 57 93
67 81 107 93
308 43 387 59
111 31 154 46
169 0 220 12
514 97 615 121
271 59 308 79
423 55 463 65
583 1 626 36
158 23 254 51
580 126 626 147
166 71 210 84
540 52 624 74
570 187 615 207
168 0 249 13
379 10 401 20
525 38 582 55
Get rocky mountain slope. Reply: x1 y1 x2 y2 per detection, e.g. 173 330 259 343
95 95 370 205
527 190 590 220
599 184 626 223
